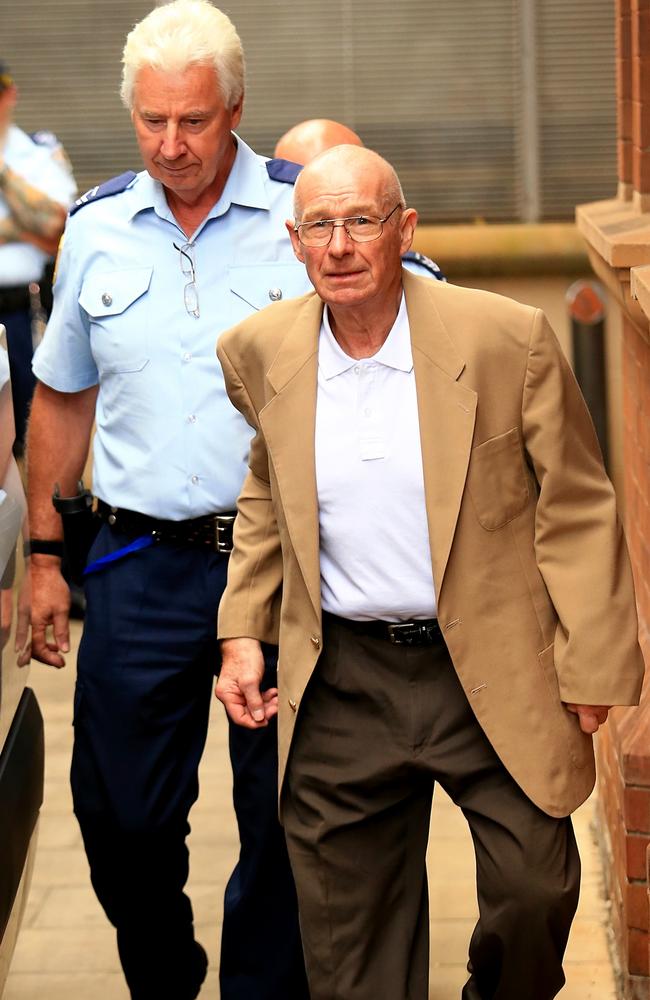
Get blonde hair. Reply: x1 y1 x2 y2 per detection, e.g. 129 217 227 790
121 0 245 110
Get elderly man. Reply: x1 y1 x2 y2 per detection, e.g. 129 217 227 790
26 3 310 998
216 145 645 1000
0 62 76 454
274 118 445 282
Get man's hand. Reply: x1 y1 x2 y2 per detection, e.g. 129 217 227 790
216 637 278 729
566 703 610 734
0 588 12 651
30 558 70 668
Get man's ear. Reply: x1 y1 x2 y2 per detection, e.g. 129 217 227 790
286 219 305 263
399 208 418 255
229 93 244 131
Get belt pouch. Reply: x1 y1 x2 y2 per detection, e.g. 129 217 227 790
52 483 100 586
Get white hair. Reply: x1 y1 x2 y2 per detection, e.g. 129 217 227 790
120 0 245 110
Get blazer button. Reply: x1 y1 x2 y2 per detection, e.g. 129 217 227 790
310 634 321 649
288 699 297 712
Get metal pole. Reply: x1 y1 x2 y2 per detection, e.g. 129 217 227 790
519 0 541 223
566 279 609 470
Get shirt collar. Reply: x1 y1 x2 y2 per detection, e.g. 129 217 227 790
127 132 270 223
319 293 413 380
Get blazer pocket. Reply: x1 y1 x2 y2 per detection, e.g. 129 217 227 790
467 426 530 530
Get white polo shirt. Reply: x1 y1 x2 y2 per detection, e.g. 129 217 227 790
315 294 437 622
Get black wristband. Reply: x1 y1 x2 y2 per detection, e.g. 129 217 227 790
24 539 64 558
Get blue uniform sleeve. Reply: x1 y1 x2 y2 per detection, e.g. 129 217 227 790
32 218 99 392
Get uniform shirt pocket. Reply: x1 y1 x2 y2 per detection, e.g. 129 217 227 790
467 426 530 530
229 262 310 316
78 267 152 374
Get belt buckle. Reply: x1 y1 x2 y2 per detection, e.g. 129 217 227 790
214 513 236 553
387 622 419 646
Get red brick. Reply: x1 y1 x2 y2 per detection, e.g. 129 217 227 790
631 54 650 96
628 880 650 931
619 56 634 103
628 834 650 878
632 7 650 54
632 145 650 194
632 98 650 145
619 137 634 184
620 10 634 63
629 926 650 976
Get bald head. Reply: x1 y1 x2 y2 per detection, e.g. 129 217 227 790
274 118 363 166
293 145 405 222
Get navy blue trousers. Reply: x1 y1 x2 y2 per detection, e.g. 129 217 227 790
1 307 35 454
73 526 308 1000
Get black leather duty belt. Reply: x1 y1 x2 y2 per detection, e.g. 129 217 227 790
0 285 31 314
323 611 443 647
96 499 236 553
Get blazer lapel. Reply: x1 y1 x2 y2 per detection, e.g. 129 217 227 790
259 294 323 620
404 272 477 599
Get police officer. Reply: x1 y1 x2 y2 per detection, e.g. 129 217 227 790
274 118 446 283
26 3 310 999
0 62 76 455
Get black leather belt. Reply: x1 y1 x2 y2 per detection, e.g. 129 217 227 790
0 284 31 314
323 611 443 646
96 499 236 553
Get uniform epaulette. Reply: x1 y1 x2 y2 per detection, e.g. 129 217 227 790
30 130 60 149
402 250 447 282
70 170 138 216
265 158 302 185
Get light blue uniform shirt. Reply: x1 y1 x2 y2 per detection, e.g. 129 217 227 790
0 125 77 286
33 136 311 518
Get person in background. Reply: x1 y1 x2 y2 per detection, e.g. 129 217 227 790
274 118 364 164
26 3 311 998
0 62 76 456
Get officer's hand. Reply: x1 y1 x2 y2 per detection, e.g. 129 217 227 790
30 558 71 668
216 637 278 728
15 574 31 667
566 703 611 734
0 589 12 651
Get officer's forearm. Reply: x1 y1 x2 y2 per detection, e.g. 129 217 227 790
26 381 97 542
0 162 67 240
0 216 59 255
0 215 22 245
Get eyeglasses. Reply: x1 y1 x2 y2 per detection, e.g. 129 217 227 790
294 203 402 248
173 241 200 319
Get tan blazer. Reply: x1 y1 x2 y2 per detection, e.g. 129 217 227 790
217 270 644 818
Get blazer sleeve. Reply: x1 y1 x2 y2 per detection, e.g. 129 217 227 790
217 340 284 644
522 309 644 705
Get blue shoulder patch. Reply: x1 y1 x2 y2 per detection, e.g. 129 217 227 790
266 158 302 185
30 130 59 148
402 250 446 282
70 170 138 216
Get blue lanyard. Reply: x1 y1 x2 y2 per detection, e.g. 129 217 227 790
83 534 155 577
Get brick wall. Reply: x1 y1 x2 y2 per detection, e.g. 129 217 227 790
582 3 650 998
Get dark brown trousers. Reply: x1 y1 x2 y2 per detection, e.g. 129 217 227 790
283 616 581 1000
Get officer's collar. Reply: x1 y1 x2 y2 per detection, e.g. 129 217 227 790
128 133 269 224
212 133 270 215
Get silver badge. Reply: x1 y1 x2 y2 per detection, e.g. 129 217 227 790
268 287 282 301
101 293 113 307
